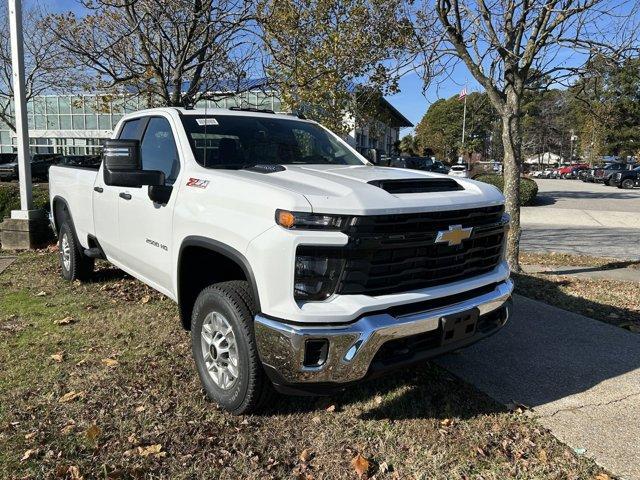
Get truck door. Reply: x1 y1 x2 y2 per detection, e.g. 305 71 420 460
116 115 181 294
93 118 143 262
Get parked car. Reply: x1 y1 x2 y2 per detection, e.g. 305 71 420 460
557 164 588 179
49 107 512 414
0 153 62 181
612 166 640 189
449 164 469 178
594 163 637 185
0 153 18 181
389 156 449 174
576 168 590 181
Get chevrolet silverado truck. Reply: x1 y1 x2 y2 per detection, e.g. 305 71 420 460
49 107 513 414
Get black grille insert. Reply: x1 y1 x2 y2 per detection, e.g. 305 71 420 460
368 178 464 194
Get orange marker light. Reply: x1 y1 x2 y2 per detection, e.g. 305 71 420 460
277 210 295 228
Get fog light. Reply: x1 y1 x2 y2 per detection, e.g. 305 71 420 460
303 339 329 367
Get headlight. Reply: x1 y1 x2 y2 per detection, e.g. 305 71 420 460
276 209 349 230
294 248 345 301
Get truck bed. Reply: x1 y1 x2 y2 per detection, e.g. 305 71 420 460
49 165 99 249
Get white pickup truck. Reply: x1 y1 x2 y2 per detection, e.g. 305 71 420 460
49 107 513 414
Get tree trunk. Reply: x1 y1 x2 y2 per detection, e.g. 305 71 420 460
500 89 523 272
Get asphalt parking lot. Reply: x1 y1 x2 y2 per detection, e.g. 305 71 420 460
521 179 640 260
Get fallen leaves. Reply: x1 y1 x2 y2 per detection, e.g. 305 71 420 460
85 424 101 443
351 453 370 477
35 290 47 297
136 444 165 458
299 448 313 463
594 474 611 480
55 316 76 326
50 352 65 363
67 465 83 480
101 358 119 368
20 448 38 462
58 391 85 403
537 448 548 463
141 295 151 304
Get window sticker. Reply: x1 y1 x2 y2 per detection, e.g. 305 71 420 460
196 118 219 126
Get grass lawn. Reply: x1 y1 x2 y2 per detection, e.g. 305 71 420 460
0 251 607 479
518 252 640 331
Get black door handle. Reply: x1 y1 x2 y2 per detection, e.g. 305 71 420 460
119 192 132 200
93 186 104 193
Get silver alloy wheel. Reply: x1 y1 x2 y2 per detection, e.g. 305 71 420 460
61 233 71 271
200 311 239 390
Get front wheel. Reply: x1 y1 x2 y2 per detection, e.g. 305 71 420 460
58 221 94 282
191 281 273 414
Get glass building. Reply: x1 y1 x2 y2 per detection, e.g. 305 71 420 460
0 90 410 156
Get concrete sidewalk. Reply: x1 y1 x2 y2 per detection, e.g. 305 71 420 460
522 207 640 229
437 295 640 479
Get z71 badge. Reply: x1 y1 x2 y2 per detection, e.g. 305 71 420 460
186 178 210 189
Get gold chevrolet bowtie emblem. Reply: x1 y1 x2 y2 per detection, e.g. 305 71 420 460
435 225 473 246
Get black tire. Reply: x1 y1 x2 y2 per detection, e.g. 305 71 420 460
191 281 273 414
58 221 94 282
621 178 635 189
604 179 610 186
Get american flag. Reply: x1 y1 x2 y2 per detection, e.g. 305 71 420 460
459 87 468 100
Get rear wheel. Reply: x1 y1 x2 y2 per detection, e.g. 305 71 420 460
191 281 273 414
58 221 94 282
621 178 635 189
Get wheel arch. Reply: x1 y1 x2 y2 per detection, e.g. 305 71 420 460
51 195 73 235
177 236 261 330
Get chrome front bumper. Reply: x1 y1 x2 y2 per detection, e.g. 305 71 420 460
255 279 513 386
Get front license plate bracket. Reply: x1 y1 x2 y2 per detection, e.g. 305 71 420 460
440 308 479 345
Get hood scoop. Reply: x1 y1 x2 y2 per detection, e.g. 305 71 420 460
245 164 286 174
368 178 464 194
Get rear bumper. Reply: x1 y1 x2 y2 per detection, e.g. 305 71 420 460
255 279 513 393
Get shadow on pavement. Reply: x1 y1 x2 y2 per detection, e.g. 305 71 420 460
437 293 640 409
535 261 640 276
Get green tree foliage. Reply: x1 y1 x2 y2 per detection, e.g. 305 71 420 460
398 134 418 155
569 57 640 161
257 0 410 134
414 92 496 162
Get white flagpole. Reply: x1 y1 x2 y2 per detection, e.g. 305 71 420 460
8 0 33 214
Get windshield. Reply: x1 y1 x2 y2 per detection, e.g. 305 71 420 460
180 114 365 169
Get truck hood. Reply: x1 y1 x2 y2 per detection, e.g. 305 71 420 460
236 164 504 215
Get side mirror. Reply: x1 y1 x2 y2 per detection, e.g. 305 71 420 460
103 139 165 188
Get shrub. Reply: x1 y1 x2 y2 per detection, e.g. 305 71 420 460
474 174 538 206
0 183 50 221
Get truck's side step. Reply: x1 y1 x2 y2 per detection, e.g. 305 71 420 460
84 247 105 259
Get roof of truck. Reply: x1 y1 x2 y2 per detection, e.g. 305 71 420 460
123 106 314 123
